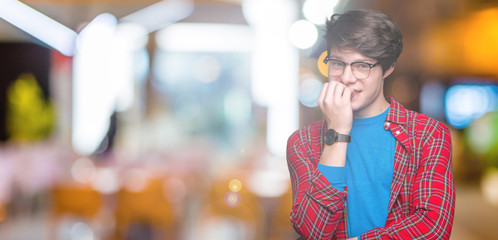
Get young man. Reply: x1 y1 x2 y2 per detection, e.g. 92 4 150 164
286 9 455 240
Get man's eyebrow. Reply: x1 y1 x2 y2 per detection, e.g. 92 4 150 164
328 55 375 63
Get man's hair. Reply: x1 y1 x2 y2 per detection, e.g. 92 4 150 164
324 9 403 73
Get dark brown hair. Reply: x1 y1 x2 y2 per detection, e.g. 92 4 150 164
324 9 403 73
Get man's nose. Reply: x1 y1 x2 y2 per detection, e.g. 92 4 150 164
340 65 357 84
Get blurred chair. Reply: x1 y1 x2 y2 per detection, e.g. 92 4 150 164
113 177 175 240
49 184 104 239
194 175 266 240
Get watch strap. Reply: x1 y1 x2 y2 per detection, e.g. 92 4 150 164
336 133 351 142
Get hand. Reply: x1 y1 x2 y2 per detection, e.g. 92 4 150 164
347 238 358 240
317 81 353 134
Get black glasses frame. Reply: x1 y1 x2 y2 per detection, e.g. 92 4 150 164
323 56 380 79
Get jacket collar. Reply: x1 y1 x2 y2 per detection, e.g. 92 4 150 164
386 96 407 126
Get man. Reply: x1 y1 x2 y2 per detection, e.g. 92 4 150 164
286 9 455 240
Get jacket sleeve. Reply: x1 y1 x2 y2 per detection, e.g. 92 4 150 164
361 125 455 240
287 128 349 240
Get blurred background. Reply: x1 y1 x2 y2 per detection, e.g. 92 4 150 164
0 0 497 239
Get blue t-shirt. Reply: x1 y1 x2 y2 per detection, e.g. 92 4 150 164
318 107 395 237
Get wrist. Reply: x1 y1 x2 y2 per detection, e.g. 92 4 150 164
326 124 351 135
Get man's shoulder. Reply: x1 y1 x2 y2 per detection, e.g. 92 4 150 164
405 108 450 134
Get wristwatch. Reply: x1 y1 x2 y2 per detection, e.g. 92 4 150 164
324 129 351 145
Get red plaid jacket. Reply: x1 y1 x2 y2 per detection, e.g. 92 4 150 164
287 97 455 240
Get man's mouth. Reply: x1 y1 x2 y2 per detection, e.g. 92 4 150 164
351 90 361 99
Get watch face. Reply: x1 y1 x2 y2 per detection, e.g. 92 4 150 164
325 129 337 145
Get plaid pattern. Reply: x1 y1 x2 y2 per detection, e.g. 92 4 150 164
287 97 455 240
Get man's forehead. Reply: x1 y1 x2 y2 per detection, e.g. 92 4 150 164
328 48 373 61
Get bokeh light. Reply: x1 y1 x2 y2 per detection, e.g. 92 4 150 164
299 77 323 107
229 179 242 193
481 168 498 208
302 0 339 25
445 84 498 129
289 20 318 49
91 168 119 194
466 111 498 164
70 222 95 240
224 191 241 208
71 157 96 184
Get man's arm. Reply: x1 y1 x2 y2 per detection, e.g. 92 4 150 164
361 125 455 239
287 129 348 239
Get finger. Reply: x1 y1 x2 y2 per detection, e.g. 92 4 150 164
318 82 329 108
342 87 352 102
333 82 346 102
325 81 339 105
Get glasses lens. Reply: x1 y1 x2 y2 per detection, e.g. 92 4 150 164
328 60 345 76
351 62 370 79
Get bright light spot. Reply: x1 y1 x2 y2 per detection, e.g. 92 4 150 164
289 20 318 49
481 168 498 207
303 0 340 25
198 218 248 240
247 155 290 198
91 168 119 194
156 23 253 52
224 191 241 207
192 55 221 83
248 168 289 198
113 23 148 51
299 77 323 107
242 0 298 27
71 157 96 183
467 112 497 155
70 222 95 240
228 179 242 192
0 0 77 56
111 23 149 113
445 84 498 129
243 0 299 157
72 13 118 155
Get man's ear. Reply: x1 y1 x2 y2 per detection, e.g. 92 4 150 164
383 65 395 79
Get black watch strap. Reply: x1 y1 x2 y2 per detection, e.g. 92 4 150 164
336 133 351 142
324 129 351 145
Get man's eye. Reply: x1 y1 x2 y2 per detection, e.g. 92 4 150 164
330 60 344 67
356 63 370 69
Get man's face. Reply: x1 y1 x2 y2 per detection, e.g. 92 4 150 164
327 48 393 118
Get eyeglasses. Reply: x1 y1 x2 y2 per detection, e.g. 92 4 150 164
323 56 380 79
